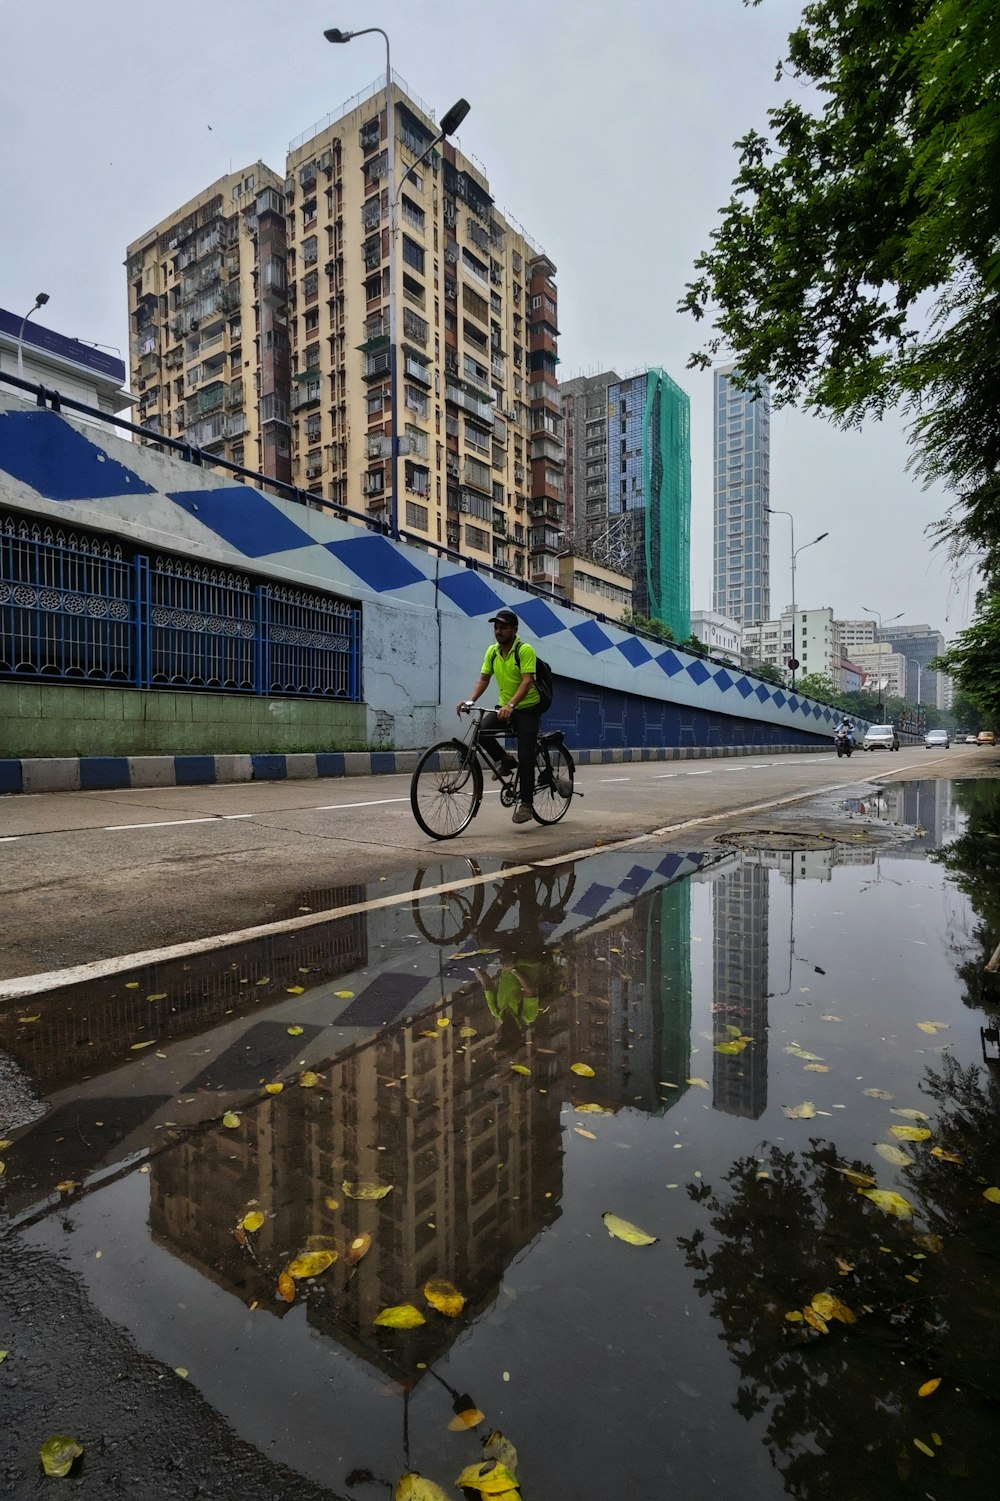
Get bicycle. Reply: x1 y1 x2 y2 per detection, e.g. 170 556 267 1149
411 857 577 944
410 705 577 840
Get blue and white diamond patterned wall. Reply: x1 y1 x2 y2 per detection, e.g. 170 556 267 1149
0 396 836 750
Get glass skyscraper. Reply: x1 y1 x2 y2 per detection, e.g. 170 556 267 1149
713 364 770 626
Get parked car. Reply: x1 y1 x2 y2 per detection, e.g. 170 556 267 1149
924 729 950 749
966 734 979 744
977 729 996 746
863 723 900 751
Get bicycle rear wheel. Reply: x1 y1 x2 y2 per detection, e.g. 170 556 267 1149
411 741 483 840
412 859 485 942
532 743 574 825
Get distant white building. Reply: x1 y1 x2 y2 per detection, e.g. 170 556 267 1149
0 305 134 423
690 609 742 665
742 605 838 682
851 642 908 701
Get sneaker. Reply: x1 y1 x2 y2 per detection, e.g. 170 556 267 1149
492 755 517 780
554 776 573 798
512 804 534 824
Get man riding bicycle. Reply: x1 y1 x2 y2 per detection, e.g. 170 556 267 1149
457 607 541 824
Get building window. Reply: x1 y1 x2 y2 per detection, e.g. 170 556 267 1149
402 235 425 274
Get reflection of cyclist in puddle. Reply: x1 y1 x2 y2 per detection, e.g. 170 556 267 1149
472 869 567 1032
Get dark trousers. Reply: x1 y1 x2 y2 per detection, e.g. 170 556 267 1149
480 706 540 807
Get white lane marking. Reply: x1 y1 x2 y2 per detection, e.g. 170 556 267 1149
653 773 678 779
0 771 896 1001
686 770 713 776
0 836 19 842
104 816 220 831
315 796 409 811
222 813 255 820
599 776 631 782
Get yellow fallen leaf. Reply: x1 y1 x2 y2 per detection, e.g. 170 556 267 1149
56 1180 78 1193
222 1111 240 1128
915 1232 943 1253
456 1461 520 1495
785 1045 824 1061
286 1250 336 1279
482 1431 518 1471
913 1438 935 1458
256 978 271 986
334 990 355 999
395 1474 454 1501
18 1015 40 1023
299 1071 322 1088
342 1180 393 1200
891 1125 932 1142
459 1026 477 1038
424 1279 465 1318
420 1030 440 1038
574 1127 597 1140
687 1077 709 1090
130 1040 157 1050
0 1162 4 1178
602 1211 658 1246
286 985 305 995
324 1196 340 1211
831 1164 877 1187
448 1408 484 1431
437 1017 450 1028
287 1026 304 1036
0 1140 11 1150
575 1103 611 1114
174 1367 189 1379
803 1064 830 1073
571 1062 596 1077
803 1307 829 1334
983 1186 1000 1204
375 1303 426 1329
784 1309 804 1322
918 1021 949 1032
811 1291 856 1324
714 1040 748 1056
891 1108 929 1121
242 1211 266 1233
124 982 139 989
859 1188 914 1219
863 1088 893 1100
304 1234 338 1254
39 1436 84 1478
919 1377 941 1398
347 1233 372 1264
876 1143 914 1166
277 1272 296 1303
264 1082 283 1095
930 1146 964 1164
145 993 166 1002
820 1014 842 1022
782 1101 816 1119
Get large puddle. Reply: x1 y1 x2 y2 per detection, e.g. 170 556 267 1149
2 778 1000 1497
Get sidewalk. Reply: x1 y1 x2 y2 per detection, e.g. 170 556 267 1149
0 742 829 795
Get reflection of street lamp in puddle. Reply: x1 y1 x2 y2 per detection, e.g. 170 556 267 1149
766 856 828 998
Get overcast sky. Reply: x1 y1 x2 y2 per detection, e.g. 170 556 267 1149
0 0 974 639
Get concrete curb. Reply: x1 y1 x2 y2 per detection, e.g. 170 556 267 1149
0 743 832 796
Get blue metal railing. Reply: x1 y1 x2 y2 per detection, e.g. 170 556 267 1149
1 511 361 700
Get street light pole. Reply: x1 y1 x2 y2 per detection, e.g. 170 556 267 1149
17 292 50 381
766 507 828 691
325 27 469 542
861 606 904 719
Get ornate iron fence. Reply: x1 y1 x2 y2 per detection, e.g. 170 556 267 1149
1 511 362 699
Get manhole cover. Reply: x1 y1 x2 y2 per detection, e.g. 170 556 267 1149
715 830 837 853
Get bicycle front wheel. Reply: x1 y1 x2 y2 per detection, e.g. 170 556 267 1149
411 741 484 840
532 743 574 825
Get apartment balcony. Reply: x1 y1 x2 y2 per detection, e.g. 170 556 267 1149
362 350 391 382
404 355 432 386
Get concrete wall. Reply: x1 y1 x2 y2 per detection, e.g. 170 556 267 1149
0 394 847 755
0 682 366 759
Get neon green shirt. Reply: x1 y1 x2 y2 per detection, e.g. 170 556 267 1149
483 637 540 709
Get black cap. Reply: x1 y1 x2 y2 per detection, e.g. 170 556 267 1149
488 608 519 626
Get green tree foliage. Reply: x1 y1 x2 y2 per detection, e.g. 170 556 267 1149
746 659 786 686
620 610 675 645
681 0 1000 571
793 672 842 706
932 595 1000 726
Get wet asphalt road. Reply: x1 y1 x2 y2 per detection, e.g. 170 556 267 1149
0 744 975 985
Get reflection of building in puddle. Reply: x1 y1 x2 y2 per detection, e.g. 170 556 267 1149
842 781 961 854
563 877 693 1114
711 861 769 1119
149 984 568 1377
0 894 367 1097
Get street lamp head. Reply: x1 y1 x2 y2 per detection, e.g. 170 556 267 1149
34 292 49 309
814 531 829 543
323 27 352 43
439 98 471 136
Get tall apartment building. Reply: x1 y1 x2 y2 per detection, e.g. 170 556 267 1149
126 80 563 585
126 163 291 481
562 367 691 636
878 623 948 709
713 364 770 626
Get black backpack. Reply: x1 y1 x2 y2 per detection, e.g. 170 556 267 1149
488 640 553 713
